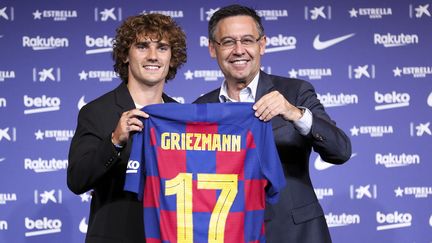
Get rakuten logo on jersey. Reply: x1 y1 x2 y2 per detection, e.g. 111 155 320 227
25 217 62 237
325 213 360 227
22 36 69 50
265 34 296 53
85 35 113 54
317 92 359 108
126 160 140 173
376 211 412 231
24 157 68 173
374 33 419 47
23 95 61 114
376 153 420 168
374 91 410 110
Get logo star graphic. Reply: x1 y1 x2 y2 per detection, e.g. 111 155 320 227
394 187 404 197
184 70 194 80
288 69 298 78
393 67 402 77
349 8 358 17
80 192 91 202
33 10 42 19
35 129 44 140
350 126 359 136
79 70 88 80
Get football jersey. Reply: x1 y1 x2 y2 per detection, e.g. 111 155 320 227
124 103 286 243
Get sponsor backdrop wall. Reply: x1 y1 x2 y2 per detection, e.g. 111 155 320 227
0 0 431 242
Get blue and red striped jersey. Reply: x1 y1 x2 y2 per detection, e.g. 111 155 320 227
124 103 286 243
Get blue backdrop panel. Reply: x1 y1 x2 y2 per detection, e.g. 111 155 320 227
0 0 431 242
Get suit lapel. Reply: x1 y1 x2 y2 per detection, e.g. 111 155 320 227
255 71 275 101
256 71 286 131
114 82 135 112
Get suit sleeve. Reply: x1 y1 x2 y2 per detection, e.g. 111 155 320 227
256 121 287 204
124 131 145 200
67 105 126 194
297 81 352 164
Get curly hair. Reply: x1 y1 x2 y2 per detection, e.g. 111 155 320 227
112 13 187 82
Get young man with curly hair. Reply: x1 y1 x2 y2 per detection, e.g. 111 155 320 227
67 13 187 243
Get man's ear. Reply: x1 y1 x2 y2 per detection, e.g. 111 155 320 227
259 35 266 55
209 41 217 58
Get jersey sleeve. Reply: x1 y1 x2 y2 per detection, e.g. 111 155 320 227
256 121 287 204
124 131 145 200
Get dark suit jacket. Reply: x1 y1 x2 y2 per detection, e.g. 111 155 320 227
194 71 352 243
67 82 177 243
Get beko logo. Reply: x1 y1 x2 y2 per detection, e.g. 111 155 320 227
374 91 410 110
25 217 62 237
376 211 412 231
22 36 69 50
265 34 296 53
85 35 113 54
23 95 61 114
126 160 140 173
374 33 419 47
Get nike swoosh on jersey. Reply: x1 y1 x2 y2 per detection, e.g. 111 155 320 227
313 33 355 50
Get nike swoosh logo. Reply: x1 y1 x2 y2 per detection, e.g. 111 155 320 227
314 153 357 171
313 33 355 50
78 96 87 110
79 217 88 233
427 92 432 107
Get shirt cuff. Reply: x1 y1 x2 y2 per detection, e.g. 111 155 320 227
293 107 312 135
